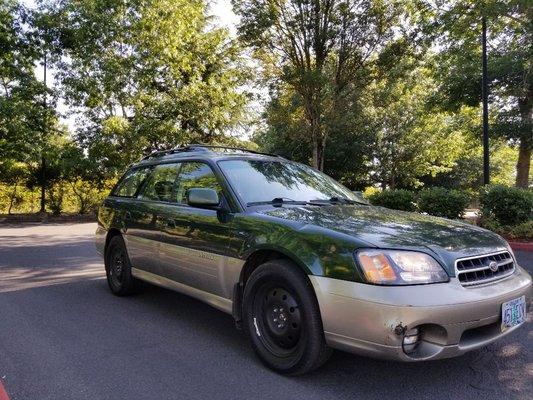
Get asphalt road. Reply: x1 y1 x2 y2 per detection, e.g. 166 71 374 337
0 223 531 400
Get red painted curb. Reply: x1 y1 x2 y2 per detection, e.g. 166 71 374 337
0 380 10 400
509 242 533 252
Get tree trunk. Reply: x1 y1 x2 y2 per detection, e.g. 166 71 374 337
40 155 46 213
515 94 532 188
302 86 326 171
8 188 15 215
71 181 87 214
515 139 531 188
312 137 325 171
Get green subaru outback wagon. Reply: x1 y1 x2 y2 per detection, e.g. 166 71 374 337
96 145 531 375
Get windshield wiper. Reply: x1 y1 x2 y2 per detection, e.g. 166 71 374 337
246 197 320 207
309 197 368 206
246 196 366 207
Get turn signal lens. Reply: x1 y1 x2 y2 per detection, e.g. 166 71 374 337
356 250 449 285
358 253 397 283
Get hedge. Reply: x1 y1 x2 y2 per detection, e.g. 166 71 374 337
480 185 533 226
417 187 470 219
367 187 470 218
367 189 417 211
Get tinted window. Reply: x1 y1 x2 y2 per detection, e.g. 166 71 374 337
218 160 358 204
139 163 180 202
113 167 151 197
175 162 221 205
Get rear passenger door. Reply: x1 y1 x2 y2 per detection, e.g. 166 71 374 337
157 162 233 297
134 163 181 276
110 166 154 270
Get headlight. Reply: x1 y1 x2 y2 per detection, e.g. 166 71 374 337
355 249 449 285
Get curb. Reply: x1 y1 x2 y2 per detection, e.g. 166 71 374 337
509 242 533 252
0 214 96 224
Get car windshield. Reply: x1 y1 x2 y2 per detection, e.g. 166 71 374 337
218 159 362 205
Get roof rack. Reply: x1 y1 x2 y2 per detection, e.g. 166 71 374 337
141 144 281 161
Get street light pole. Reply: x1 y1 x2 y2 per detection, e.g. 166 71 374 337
482 15 490 185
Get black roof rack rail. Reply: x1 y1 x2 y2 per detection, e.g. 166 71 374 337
184 144 282 158
141 144 282 161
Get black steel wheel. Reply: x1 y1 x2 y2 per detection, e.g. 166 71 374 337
243 259 331 375
105 235 139 296
253 285 303 357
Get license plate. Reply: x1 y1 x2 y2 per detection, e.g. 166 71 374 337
501 296 526 332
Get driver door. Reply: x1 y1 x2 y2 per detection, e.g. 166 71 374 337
157 162 233 297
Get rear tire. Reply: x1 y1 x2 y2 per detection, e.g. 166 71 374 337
105 235 140 296
243 259 331 375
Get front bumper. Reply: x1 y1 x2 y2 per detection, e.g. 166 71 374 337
310 265 532 361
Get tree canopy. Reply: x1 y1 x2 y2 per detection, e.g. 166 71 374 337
54 0 249 175
0 0 530 215
419 0 532 187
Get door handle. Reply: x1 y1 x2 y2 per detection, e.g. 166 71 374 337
124 211 132 220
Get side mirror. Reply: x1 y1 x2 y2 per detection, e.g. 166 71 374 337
187 188 220 208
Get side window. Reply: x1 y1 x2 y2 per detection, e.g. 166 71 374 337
175 162 222 205
139 163 181 202
113 167 151 197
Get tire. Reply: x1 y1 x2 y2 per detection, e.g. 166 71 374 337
243 259 332 375
105 235 140 296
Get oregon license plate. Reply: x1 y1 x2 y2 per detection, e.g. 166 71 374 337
501 296 526 332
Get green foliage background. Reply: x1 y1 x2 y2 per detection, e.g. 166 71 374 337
0 0 531 218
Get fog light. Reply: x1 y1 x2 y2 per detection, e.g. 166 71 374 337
402 328 420 354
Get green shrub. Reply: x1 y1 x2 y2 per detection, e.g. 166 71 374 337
479 216 504 234
508 221 533 240
368 189 417 211
417 187 470 219
480 185 533 226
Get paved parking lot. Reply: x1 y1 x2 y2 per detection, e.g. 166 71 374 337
0 223 531 400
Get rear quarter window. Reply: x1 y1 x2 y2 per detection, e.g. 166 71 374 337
112 167 152 197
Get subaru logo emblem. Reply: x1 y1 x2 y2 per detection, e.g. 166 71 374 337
488 261 498 272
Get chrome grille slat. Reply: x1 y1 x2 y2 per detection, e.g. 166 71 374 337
455 251 515 287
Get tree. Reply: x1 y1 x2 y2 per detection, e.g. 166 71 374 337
234 0 401 170
50 0 248 177
421 0 532 187
60 141 111 214
254 78 374 188
0 0 44 161
30 0 66 212
25 130 68 214
0 1 63 213
256 43 468 190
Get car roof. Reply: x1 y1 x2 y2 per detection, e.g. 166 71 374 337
132 144 284 168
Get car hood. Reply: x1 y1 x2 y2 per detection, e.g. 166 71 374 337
257 205 509 274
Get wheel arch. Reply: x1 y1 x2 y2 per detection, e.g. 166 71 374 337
104 228 123 256
239 247 312 287
232 246 316 328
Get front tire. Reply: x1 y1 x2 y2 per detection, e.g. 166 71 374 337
243 259 331 375
105 235 139 296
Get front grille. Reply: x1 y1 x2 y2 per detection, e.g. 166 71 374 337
456 251 515 286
